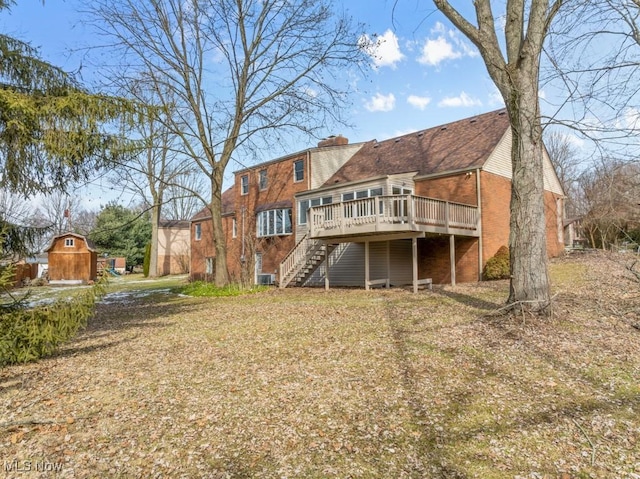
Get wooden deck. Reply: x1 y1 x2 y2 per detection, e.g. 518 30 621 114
308 194 479 240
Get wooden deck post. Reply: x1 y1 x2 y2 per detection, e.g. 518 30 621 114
386 240 391 288
412 237 418 293
365 240 370 291
476 168 483 281
450 234 456 286
324 241 330 291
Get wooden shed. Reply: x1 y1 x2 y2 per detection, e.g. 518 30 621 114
45 233 98 284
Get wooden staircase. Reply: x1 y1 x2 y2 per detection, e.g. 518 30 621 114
279 235 336 288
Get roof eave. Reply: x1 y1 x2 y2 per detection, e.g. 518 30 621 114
413 166 484 181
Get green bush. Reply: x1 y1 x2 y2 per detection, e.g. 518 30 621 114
143 242 151 277
178 282 267 297
0 280 106 366
483 246 510 280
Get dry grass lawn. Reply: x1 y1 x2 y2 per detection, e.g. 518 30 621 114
1 251 639 478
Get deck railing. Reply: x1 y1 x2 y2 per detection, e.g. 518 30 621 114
309 195 478 237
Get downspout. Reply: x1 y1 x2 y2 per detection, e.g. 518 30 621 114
306 149 311 190
241 206 246 263
476 168 483 281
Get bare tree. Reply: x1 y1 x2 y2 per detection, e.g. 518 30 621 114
33 191 82 236
433 0 562 314
578 160 640 249
88 0 366 285
0 189 32 230
544 130 585 218
163 173 208 221
543 0 640 156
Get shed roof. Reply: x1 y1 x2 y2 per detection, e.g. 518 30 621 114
323 109 510 186
44 232 97 253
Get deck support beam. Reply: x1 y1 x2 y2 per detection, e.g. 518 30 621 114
324 241 330 291
386 241 391 287
364 241 371 290
450 235 456 286
412 237 418 293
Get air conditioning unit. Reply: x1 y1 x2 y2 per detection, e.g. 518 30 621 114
257 273 275 285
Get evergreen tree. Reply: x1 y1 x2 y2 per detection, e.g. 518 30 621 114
89 203 151 268
0 1 143 364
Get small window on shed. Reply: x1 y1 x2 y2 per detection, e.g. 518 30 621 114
64 238 75 247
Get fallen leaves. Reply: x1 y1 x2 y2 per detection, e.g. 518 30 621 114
0 251 639 477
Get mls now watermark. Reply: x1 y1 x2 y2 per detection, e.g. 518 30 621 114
4 459 64 473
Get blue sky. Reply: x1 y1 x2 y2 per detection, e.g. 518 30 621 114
2 0 513 208
3 0 504 142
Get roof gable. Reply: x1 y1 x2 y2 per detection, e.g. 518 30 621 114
324 109 510 186
191 186 236 221
45 232 96 252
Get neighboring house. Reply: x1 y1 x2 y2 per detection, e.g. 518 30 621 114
157 220 191 275
191 110 566 290
45 233 98 284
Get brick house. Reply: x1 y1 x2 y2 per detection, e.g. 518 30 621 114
191 110 565 290
190 135 364 282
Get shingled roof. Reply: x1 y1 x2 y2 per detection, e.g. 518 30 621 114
323 109 510 186
191 185 236 221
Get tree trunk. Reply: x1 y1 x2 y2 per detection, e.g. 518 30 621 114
209 169 229 287
148 202 160 278
432 0 560 315
506 96 551 310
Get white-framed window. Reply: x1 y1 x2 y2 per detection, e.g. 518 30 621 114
232 217 237 238
195 223 202 241
342 188 384 217
392 186 413 195
64 238 75 247
298 196 332 225
255 252 263 274
293 159 304 182
257 208 292 237
392 186 413 217
205 257 214 275
241 174 249 195
259 169 268 190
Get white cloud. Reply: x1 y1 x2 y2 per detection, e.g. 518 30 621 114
615 107 640 131
303 87 318 98
438 91 482 108
365 93 396 112
418 36 460 66
418 21 478 66
407 95 431 110
359 29 405 69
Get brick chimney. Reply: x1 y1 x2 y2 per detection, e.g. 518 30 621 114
317 135 348 148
